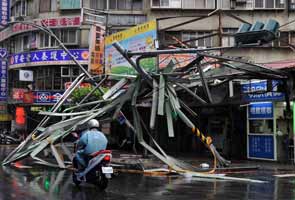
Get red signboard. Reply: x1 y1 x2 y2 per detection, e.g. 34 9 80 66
12 88 28 101
15 107 26 126
0 16 81 42
12 16 81 33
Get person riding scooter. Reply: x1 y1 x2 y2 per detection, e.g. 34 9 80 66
74 119 108 170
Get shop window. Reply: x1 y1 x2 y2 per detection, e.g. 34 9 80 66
72 67 80 76
39 0 51 12
61 67 70 77
249 120 274 133
290 0 295 9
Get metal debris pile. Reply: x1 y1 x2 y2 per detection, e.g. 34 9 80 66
2 40 287 183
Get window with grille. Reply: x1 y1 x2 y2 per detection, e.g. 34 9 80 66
254 0 285 8
151 0 181 8
12 0 28 17
182 32 213 48
222 28 238 47
90 0 107 10
39 29 78 48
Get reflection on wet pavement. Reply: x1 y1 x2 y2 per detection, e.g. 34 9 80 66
1 145 295 200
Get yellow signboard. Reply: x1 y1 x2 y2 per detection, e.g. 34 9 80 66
105 20 157 46
89 25 105 75
0 114 12 122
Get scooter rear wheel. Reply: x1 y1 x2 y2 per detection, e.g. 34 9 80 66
97 175 108 190
72 173 81 186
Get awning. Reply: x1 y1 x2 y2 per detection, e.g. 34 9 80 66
262 60 295 69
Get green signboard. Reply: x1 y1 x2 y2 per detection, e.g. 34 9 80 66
293 102 295 135
60 0 81 9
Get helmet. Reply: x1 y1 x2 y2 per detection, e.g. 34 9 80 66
87 119 100 129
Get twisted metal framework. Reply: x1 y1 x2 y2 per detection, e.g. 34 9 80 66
2 20 288 183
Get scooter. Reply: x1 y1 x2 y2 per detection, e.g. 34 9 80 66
72 150 113 190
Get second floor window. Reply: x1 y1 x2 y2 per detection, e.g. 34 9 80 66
12 0 28 17
183 0 215 9
90 0 107 9
254 0 285 9
39 29 78 48
152 0 181 8
39 0 58 12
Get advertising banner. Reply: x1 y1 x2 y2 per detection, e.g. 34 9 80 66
10 49 89 69
241 80 284 101
12 88 28 101
248 102 273 119
0 16 81 42
34 91 65 104
105 20 157 75
0 0 9 28
159 54 219 70
89 25 105 75
248 134 275 160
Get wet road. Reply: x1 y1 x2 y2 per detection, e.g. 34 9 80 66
1 146 295 200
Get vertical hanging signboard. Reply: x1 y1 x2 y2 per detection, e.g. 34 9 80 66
248 102 276 160
0 48 7 101
0 0 9 28
88 25 105 75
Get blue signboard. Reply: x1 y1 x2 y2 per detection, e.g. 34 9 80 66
0 48 7 101
248 134 275 159
34 91 66 104
10 49 89 68
248 102 273 119
0 0 9 28
241 80 284 101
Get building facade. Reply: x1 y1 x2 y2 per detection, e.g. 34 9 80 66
0 0 147 134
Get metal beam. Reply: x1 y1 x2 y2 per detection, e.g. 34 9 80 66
197 64 213 103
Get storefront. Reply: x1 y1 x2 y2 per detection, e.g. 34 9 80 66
242 80 289 162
